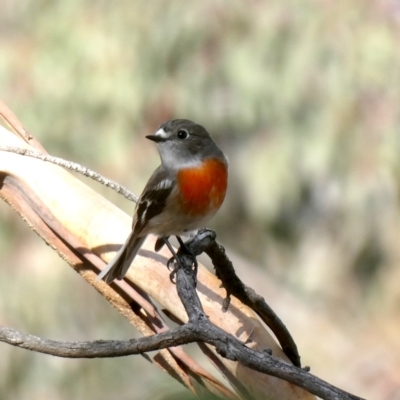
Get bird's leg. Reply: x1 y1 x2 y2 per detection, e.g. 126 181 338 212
162 237 183 268
163 236 198 284
175 236 189 252
162 237 186 283
175 236 198 274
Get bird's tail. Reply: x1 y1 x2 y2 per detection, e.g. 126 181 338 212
96 233 146 283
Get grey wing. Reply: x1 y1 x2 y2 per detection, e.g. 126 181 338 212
132 166 175 235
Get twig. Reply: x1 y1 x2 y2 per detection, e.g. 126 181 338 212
0 145 138 203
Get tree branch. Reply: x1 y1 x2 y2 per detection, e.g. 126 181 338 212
0 145 138 203
0 255 365 400
182 229 301 368
171 237 365 400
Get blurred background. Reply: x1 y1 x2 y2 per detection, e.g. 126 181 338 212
1 0 400 399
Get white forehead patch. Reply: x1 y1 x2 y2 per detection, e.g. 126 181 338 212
155 128 169 139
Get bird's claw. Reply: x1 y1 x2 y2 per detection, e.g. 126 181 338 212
166 253 198 285
167 256 176 271
169 269 177 283
164 237 199 286
167 257 178 283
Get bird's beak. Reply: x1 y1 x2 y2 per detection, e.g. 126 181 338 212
145 134 165 143
146 128 169 142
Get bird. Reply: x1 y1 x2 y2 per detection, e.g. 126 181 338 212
97 119 228 283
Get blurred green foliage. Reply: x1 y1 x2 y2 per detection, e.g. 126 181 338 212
1 0 400 399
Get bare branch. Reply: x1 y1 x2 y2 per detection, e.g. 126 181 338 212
0 323 363 400
169 241 366 400
0 256 366 400
182 229 301 368
0 145 138 202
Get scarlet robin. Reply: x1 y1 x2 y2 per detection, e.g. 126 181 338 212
97 119 228 283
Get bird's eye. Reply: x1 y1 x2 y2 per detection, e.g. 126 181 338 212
177 129 189 140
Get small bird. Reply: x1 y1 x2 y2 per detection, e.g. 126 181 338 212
97 119 228 283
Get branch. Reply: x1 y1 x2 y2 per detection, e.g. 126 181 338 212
183 229 301 368
0 325 361 400
0 256 365 400
0 145 138 203
0 324 206 359
171 235 365 400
